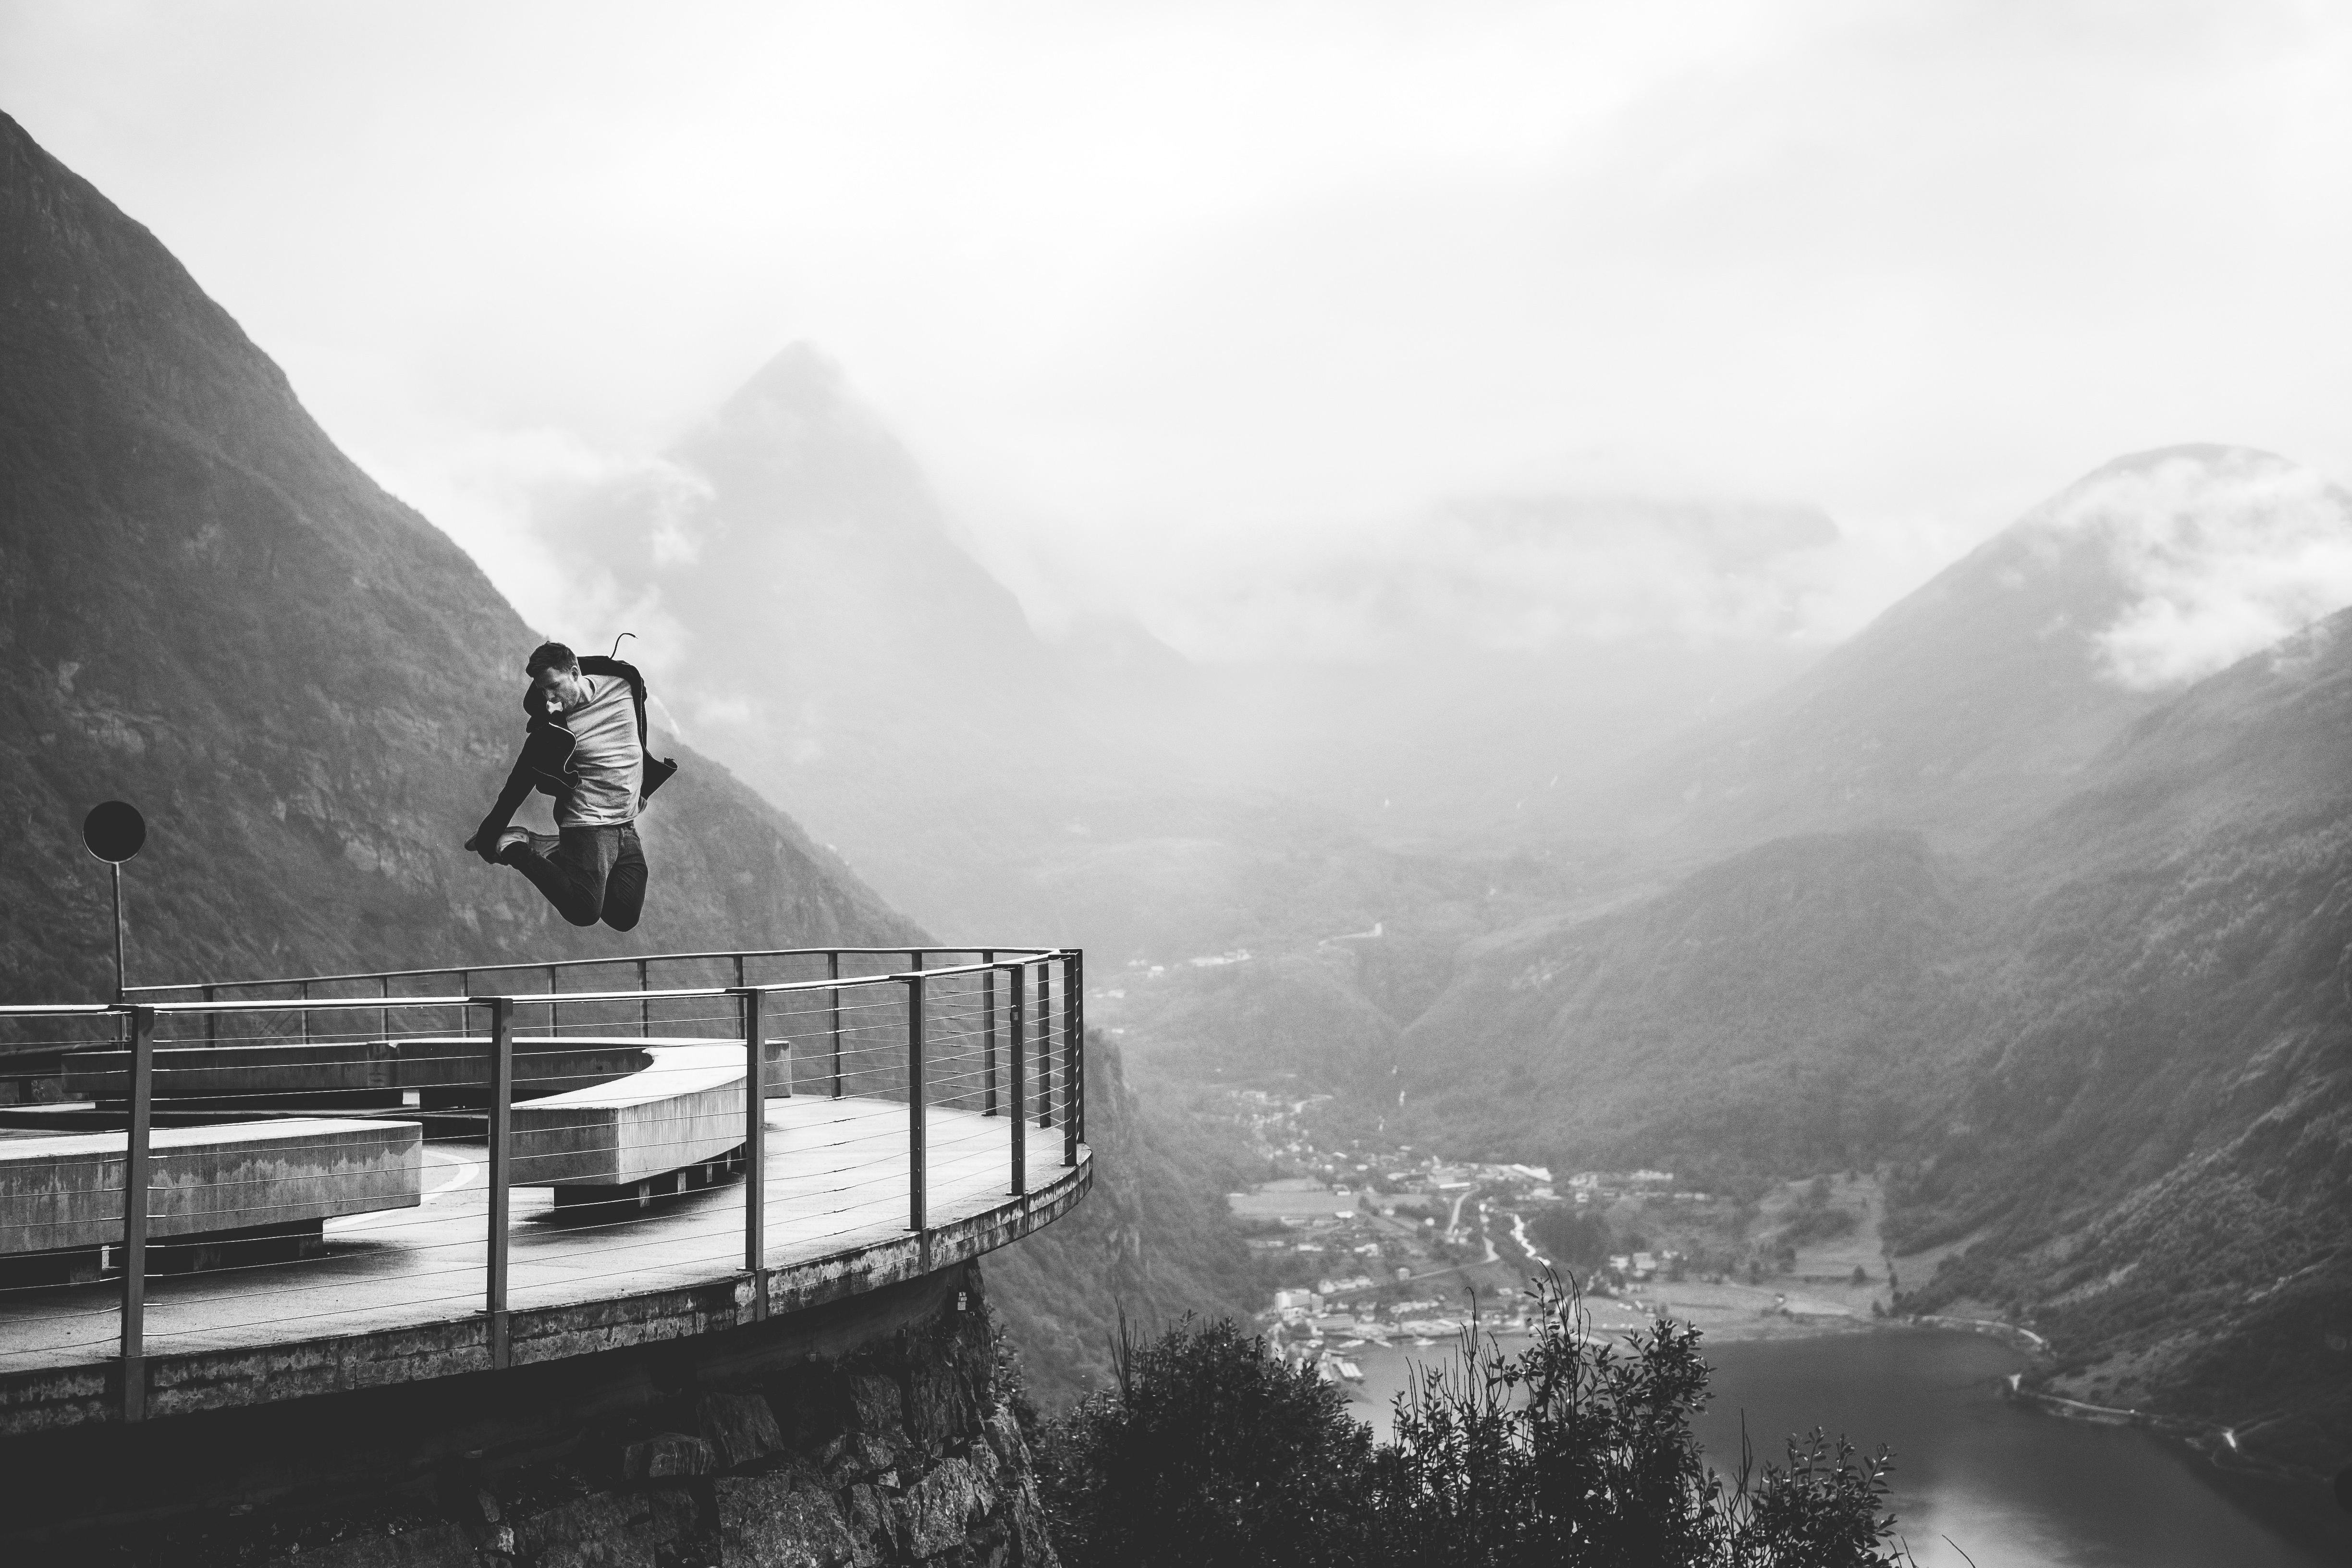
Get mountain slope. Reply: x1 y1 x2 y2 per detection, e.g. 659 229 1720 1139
0 109 918 1010
1887 607 2352 1474
1395 831 1979 1182
1613 446 2352 858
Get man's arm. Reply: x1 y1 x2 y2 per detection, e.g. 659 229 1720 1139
463 751 539 860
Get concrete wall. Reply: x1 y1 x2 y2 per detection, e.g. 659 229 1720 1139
62 1042 396 1103
0 1119 421 1252
397 1036 792 1111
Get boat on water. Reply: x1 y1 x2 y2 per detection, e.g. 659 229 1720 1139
1338 1360 1365 1382
1338 1338 1365 1348
1413 1336 1436 1347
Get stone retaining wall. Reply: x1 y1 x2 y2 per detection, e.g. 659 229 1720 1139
10 1264 1059 1568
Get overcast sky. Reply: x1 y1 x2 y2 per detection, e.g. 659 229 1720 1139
5 0 2349 656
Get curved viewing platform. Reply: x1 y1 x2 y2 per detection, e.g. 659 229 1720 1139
0 946 1088 1432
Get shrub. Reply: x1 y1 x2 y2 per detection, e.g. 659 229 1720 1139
1038 1315 1372 1568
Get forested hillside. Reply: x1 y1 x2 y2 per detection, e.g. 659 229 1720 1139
1888 608 2352 1472
1396 830 1981 1183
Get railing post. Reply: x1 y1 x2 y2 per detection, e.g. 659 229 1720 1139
459 970 471 1041
119 1004 154 1422
299 979 310 1045
1036 962 1053 1129
828 951 843 1099
483 995 513 1370
204 983 216 1046
1007 965 1026 1197
379 974 391 1045
981 951 997 1116
1064 952 1081 1166
546 964 559 1035
1075 950 1088 1147
638 957 650 1038
906 956 926 1233
739 987 767 1320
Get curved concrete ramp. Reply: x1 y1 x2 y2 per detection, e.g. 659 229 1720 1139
510 1043 756 1189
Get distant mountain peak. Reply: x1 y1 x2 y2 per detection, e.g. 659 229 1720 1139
713 341 868 434
1616 443 2352 854
674 340 932 525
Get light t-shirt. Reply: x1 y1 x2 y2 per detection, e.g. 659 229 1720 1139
554 674 644 827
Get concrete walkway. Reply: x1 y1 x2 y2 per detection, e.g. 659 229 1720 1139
0 1096 1073 1375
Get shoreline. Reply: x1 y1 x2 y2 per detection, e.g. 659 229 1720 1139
1338 1311 2325 1489
1999 1378 2325 1490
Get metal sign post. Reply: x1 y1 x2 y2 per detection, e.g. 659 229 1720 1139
81 801 146 1005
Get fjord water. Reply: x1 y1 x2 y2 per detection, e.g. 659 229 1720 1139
1693 1331 2350 1567
1344 1327 2346 1564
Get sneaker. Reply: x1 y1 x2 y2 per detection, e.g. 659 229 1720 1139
494 827 532 860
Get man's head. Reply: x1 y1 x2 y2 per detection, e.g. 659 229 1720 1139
525 642 589 708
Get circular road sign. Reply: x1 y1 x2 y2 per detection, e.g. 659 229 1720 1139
82 800 147 864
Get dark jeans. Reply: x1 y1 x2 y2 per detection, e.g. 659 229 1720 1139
502 824 647 931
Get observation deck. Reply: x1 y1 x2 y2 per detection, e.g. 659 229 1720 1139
0 946 1088 1432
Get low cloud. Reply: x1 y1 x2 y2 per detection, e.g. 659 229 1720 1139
1144 495 1849 662
2045 450 2352 690
372 428 707 677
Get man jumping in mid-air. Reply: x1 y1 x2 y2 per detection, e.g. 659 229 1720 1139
464 641 677 931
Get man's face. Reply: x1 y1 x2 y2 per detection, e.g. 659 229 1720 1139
533 662 588 709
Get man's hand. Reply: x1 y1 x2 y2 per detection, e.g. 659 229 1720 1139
463 827 501 864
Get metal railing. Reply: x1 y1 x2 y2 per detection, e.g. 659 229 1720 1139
0 945 1084 1423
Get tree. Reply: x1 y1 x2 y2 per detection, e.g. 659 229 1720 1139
1368 1278 1909 1567
1037 1315 1372 1568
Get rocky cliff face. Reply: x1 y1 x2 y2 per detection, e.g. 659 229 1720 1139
0 110 919 1011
